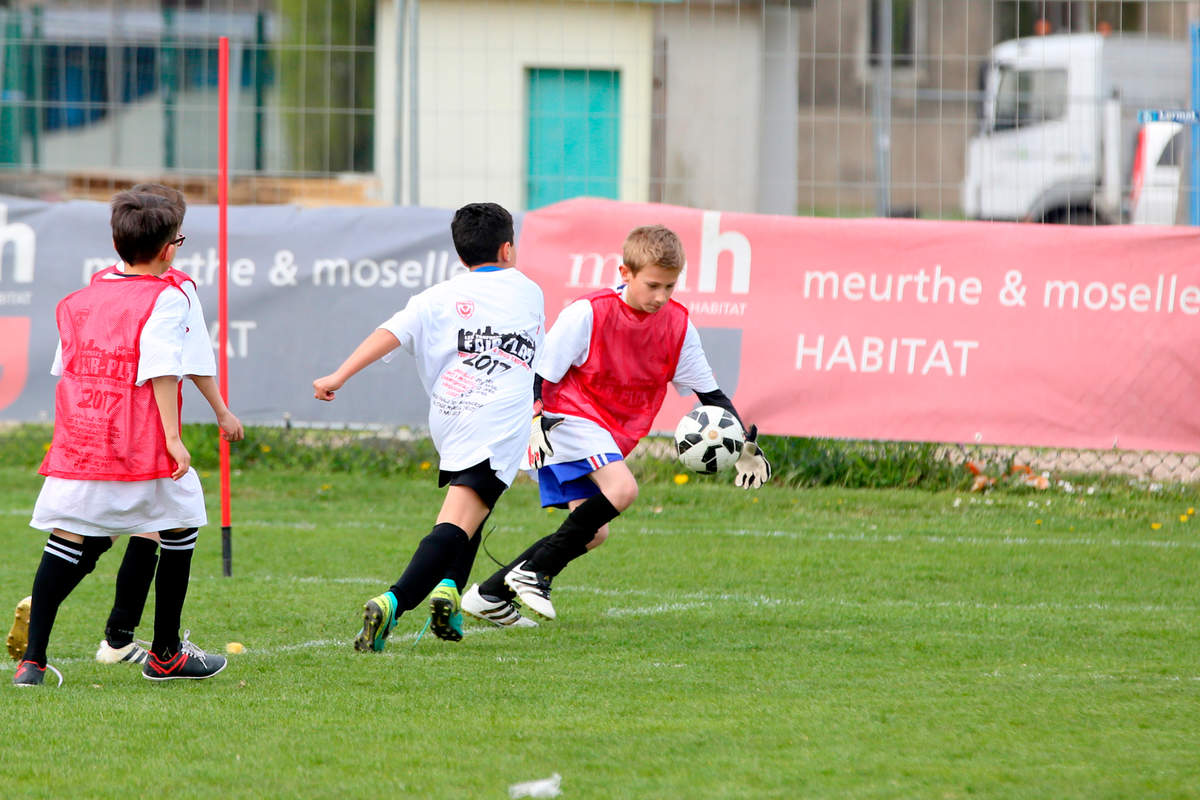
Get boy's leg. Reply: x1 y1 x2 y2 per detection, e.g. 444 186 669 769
19 531 111 669
142 527 226 681
355 484 491 652
501 461 635 619
99 534 158 663
149 527 198 660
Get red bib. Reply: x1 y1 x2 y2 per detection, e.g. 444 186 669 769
40 275 185 481
92 264 197 293
543 291 688 456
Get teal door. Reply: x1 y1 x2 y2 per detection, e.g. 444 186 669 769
527 68 620 209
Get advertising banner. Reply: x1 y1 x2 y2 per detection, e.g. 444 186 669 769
4 194 1200 453
518 198 1200 453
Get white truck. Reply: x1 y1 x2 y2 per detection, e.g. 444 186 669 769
962 33 1190 225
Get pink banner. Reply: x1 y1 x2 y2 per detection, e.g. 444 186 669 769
518 198 1200 453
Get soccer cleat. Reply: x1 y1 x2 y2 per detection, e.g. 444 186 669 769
462 584 538 628
6 596 31 661
12 660 62 688
96 639 150 665
428 579 464 643
354 592 397 652
142 632 227 681
503 562 556 620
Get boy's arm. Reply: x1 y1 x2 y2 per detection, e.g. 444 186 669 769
151 375 190 480
313 328 402 401
188 374 244 441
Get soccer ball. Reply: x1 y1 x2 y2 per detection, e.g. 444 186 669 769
673 405 744 474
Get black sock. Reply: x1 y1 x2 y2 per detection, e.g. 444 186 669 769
524 494 621 577
478 535 552 600
23 534 111 667
446 516 486 594
105 536 158 648
388 523 469 613
151 528 198 660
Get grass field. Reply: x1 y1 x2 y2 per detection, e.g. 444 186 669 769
2 462 1199 798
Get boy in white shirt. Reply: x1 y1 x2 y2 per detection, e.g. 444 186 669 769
463 225 771 625
313 203 545 648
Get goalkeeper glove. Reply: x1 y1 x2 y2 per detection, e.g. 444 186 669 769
734 425 772 489
528 414 564 470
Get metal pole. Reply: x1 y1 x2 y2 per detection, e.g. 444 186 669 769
408 0 419 206
872 0 893 217
1191 21 1200 226
254 11 265 173
162 7 177 170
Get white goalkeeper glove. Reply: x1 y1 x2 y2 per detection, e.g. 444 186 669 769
528 414 564 470
734 425 771 489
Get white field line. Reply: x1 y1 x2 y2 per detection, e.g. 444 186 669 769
635 526 1200 550
8 506 1195 551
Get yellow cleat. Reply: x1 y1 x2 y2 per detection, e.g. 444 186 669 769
7 596 32 661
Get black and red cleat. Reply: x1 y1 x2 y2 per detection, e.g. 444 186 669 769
142 633 227 681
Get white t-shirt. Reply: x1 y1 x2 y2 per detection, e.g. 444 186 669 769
33 279 206 537
539 288 720 463
379 267 545 485
52 269 214 379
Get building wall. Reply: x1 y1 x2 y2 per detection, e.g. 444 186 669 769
655 4 764 213
415 0 654 211
794 0 1193 218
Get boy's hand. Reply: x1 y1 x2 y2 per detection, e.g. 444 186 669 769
313 374 343 401
733 425 771 489
218 409 245 442
528 414 563 469
166 438 191 480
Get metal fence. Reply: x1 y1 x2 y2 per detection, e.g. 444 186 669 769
1 0 1198 483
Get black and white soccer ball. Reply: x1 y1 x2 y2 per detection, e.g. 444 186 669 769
674 405 745 474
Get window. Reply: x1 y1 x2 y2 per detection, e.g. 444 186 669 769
993 67 1068 131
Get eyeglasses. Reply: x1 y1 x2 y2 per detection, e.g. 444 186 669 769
169 235 186 247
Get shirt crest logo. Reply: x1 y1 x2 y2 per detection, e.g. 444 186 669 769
456 300 475 319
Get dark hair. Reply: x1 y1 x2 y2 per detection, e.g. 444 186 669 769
111 191 183 266
450 202 514 267
130 183 187 217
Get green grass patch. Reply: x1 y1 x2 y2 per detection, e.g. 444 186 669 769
1 449 1199 797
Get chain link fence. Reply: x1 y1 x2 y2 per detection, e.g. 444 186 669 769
1 0 1197 484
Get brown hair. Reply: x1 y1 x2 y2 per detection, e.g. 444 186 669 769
110 191 183 266
622 225 685 274
130 183 187 217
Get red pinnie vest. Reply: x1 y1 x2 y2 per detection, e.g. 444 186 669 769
542 290 689 456
40 274 186 481
92 264 197 293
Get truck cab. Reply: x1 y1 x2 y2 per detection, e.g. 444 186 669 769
962 33 1188 224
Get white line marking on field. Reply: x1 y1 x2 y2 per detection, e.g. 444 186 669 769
635 526 1200 550
606 602 710 617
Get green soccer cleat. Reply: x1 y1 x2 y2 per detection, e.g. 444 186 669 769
428 579 463 643
354 592 398 652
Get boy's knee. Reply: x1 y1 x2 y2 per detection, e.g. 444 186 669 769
83 536 113 573
159 527 199 551
606 480 638 512
587 525 610 550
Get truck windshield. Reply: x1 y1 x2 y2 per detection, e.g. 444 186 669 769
992 66 1068 131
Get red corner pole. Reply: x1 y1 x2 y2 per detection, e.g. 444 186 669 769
218 36 233 577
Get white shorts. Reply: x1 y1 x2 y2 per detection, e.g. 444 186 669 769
30 469 208 538
543 414 622 465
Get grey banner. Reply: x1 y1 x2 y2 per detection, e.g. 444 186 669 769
0 195 519 426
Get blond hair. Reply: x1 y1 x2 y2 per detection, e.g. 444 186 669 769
622 225 685 275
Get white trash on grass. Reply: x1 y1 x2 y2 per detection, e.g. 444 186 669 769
508 773 562 798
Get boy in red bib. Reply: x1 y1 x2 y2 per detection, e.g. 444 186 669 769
89 183 243 668
463 225 771 625
12 191 226 686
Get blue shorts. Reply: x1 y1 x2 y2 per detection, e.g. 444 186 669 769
538 454 623 508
